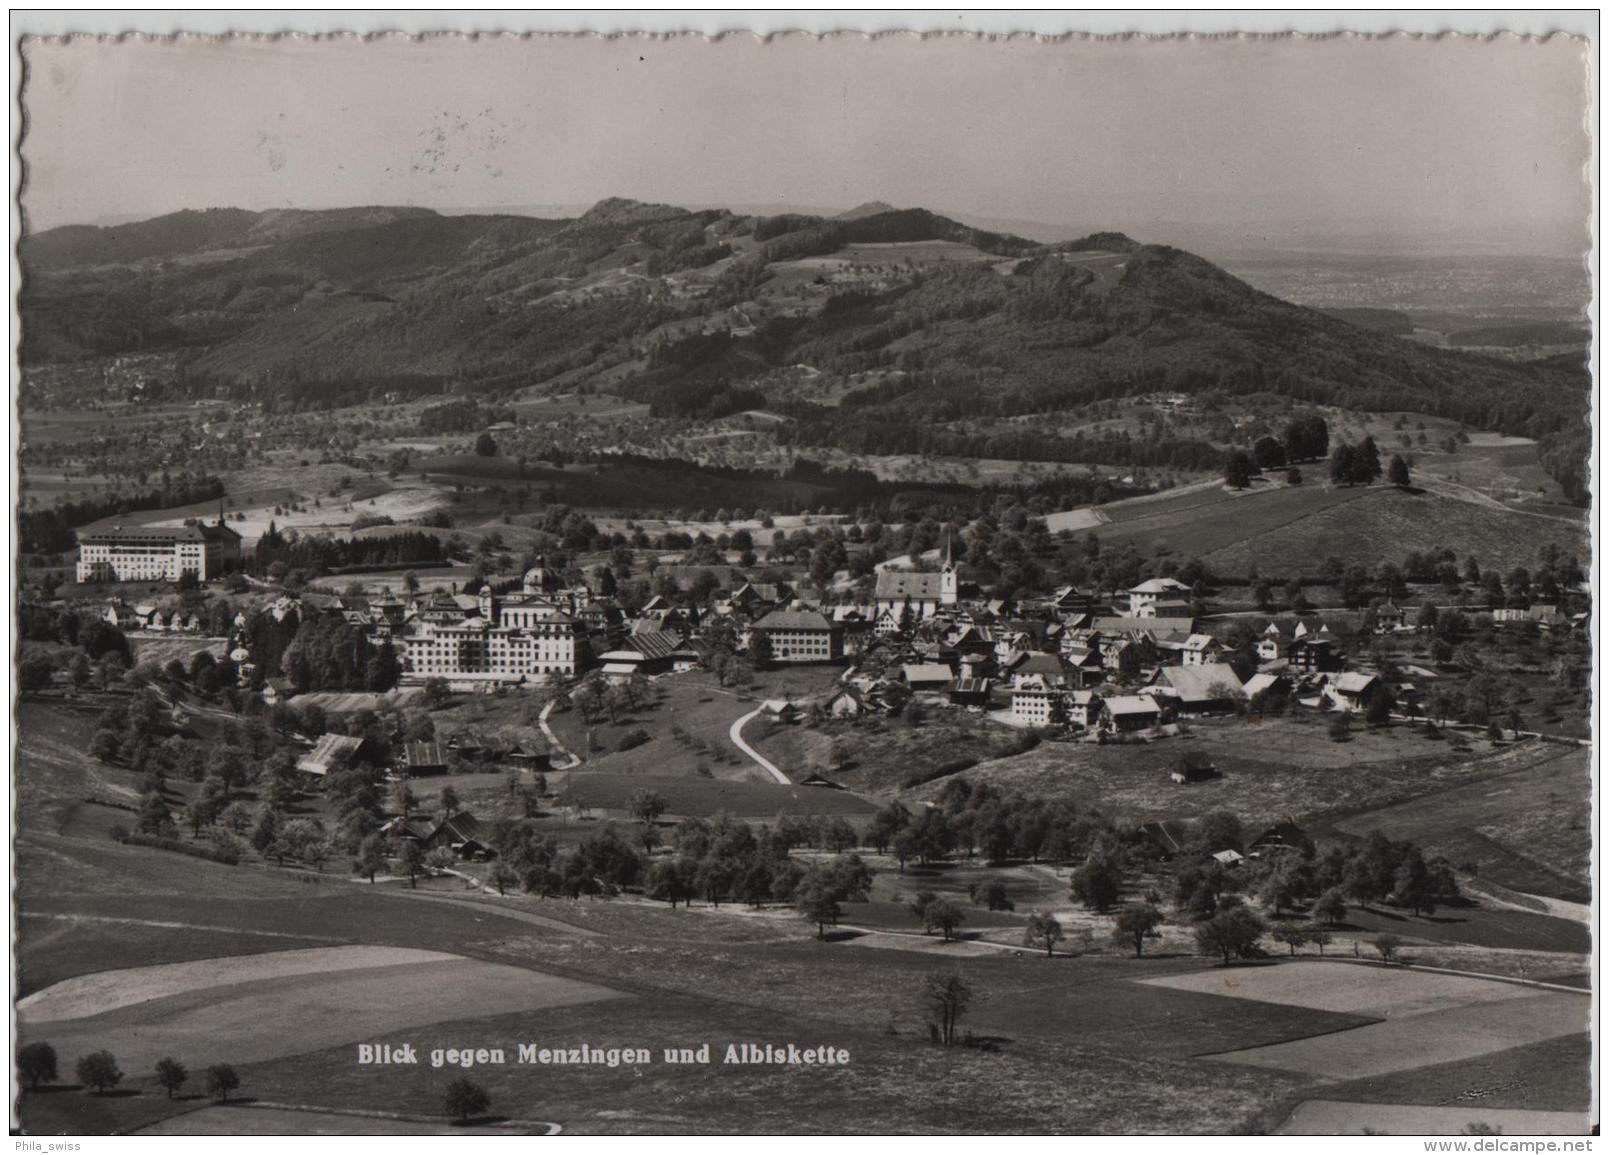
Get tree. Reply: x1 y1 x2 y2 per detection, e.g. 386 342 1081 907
76 1050 124 1095
1359 435 1383 480
1371 934 1403 965
20 654 55 694
796 877 843 938
977 878 1014 912
1194 906 1267 966
398 839 426 888
647 857 695 908
1271 925 1310 956
155 1056 188 1099
629 789 668 826
1307 927 1333 956
445 1077 491 1124
927 898 965 941
356 834 387 883
440 785 461 818
204 1063 241 1103
488 860 519 896
1023 911 1065 957
17 1041 58 1090
474 431 498 457
90 729 121 764
1070 854 1123 912
1113 902 1165 957
923 972 974 1046
1388 454 1411 487
1252 435 1287 470
1223 449 1257 490
1312 887 1348 926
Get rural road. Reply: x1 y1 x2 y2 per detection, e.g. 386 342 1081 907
729 708 792 785
538 698 582 770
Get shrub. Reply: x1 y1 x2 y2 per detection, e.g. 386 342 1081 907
121 830 240 865
444 1077 491 1123
617 728 652 753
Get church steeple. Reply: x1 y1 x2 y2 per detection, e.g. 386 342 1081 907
940 530 958 605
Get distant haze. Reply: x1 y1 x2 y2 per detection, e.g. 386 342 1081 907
22 33 1591 256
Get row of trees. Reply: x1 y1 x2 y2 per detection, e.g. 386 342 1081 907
17 1042 239 1102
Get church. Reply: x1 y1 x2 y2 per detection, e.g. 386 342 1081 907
873 539 959 623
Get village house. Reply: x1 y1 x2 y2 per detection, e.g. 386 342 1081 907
1256 622 1284 662
1179 633 1222 667
1009 673 1061 726
1065 688 1103 728
1127 577 1191 618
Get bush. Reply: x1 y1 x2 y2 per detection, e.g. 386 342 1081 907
617 728 652 753
444 1077 491 1123
121 830 240 865
901 756 979 789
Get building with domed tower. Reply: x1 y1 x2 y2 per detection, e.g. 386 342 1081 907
394 558 590 686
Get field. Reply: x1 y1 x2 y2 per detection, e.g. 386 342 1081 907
1145 961 1592 1134
15 757 1593 1140
1060 478 1585 577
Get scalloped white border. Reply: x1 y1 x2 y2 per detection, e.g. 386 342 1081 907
4 13 1601 1143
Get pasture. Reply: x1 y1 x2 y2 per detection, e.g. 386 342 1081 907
17 947 622 1073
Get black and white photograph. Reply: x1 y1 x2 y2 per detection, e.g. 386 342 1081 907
9 15 1598 1140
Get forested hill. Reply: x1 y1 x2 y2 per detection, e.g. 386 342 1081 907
19 198 1589 497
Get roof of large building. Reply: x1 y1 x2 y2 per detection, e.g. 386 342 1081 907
1104 694 1162 716
752 608 834 631
79 521 241 544
1130 577 1190 595
295 733 365 776
1158 662 1245 702
875 570 946 601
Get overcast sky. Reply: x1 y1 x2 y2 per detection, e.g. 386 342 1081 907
21 32 1592 254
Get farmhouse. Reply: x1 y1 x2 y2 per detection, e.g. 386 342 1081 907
1256 622 1284 662
903 663 955 692
295 733 373 778
1138 819 1189 858
751 608 843 663
1100 694 1163 733
947 675 992 709
597 630 684 678
76 515 242 583
1325 672 1393 713
402 739 451 776
1155 663 1245 713
425 812 490 859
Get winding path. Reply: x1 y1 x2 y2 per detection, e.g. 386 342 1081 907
728 708 791 785
537 697 582 770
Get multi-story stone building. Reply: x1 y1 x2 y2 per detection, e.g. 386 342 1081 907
76 517 242 583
